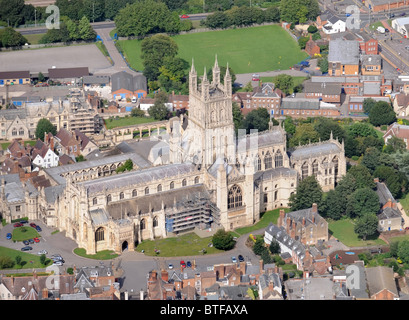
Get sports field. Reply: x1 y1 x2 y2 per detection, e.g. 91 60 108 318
118 25 308 74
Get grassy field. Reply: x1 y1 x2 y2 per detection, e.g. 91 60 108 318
328 219 386 247
104 116 157 129
11 227 40 241
74 248 119 260
0 246 52 269
23 33 45 45
118 24 308 74
135 232 223 257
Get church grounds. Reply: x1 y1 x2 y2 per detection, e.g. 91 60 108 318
117 24 308 75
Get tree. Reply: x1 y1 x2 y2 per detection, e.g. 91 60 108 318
78 16 96 41
141 34 178 81
347 121 378 138
232 102 244 134
273 74 294 95
363 98 376 115
384 136 406 154
148 92 170 120
212 229 235 250
0 27 27 47
280 0 320 24
243 108 274 134
398 240 409 264
368 101 397 127
313 117 346 143
289 123 320 147
323 189 347 220
264 7 281 22
269 239 281 255
204 11 231 29
131 107 145 117
116 159 133 173
38 72 45 83
317 57 328 73
347 165 375 189
35 118 57 141
307 25 318 33
354 213 379 240
346 187 380 218
298 36 309 49
0 0 25 27
253 237 266 256
361 147 381 173
289 175 323 211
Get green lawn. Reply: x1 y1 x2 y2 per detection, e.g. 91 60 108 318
74 248 119 260
0 246 52 269
12 226 40 242
118 24 308 74
24 33 45 45
104 116 157 129
398 193 409 217
328 219 386 247
234 207 290 236
136 232 223 257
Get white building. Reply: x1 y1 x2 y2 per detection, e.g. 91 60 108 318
391 17 409 36
323 17 346 34
31 141 59 169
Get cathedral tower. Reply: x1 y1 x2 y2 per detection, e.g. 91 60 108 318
187 55 235 168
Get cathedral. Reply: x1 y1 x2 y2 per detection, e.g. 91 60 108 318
0 58 346 254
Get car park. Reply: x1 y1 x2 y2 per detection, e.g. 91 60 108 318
21 246 32 251
6 233 12 240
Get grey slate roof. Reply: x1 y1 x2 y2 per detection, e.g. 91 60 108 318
236 129 286 152
376 181 395 206
289 142 341 160
281 98 320 110
83 75 110 85
111 71 147 92
80 162 198 194
303 81 342 95
328 39 360 65
365 266 398 298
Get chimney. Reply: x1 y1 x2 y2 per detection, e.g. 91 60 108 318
302 217 306 226
42 287 49 299
374 177 379 183
312 203 318 213
259 259 264 274
161 270 169 282
278 209 285 227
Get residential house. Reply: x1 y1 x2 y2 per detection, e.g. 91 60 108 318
328 39 360 76
393 93 409 116
305 38 321 57
169 92 190 111
365 266 399 299
366 0 409 12
0 71 31 86
53 128 82 158
258 273 283 300
31 139 59 169
303 81 342 104
111 71 147 101
0 272 75 300
383 122 409 149
277 205 329 245
361 55 382 76
375 179 403 232
322 16 347 35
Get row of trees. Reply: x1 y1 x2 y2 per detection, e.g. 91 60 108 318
39 16 96 44
0 27 27 48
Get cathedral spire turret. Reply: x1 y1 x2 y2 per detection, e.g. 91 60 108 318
212 54 220 85
189 58 197 92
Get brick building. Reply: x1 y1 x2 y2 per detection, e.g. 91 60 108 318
303 81 342 104
328 39 360 76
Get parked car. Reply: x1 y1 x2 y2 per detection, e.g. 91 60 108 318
168 263 174 269
14 223 22 228
38 250 48 255
401 12 406 16
33 237 40 243
231 256 237 263
21 246 32 251
238 255 244 262
30 223 37 228
181 14 189 18
6 233 12 240
180 260 186 268
36 226 42 232
20 220 28 224
390 13 395 18
23 240 29 245
186 261 192 268
52 261 63 266
252 74 260 81
28 239 34 244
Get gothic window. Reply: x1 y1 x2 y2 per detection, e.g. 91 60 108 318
301 162 308 180
93 197 97 205
182 179 187 187
12 128 17 136
194 176 200 184
145 187 149 195
95 227 104 242
264 151 272 170
264 193 268 203
157 184 162 192
119 192 124 200
312 160 318 177
170 181 175 189
274 190 278 201
153 216 158 228
255 154 261 171
19 128 24 135
228 185 243 209
140 219 146 230
106 194 112 203
274 151 283 168
332 156 339 180
132 189 137 197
